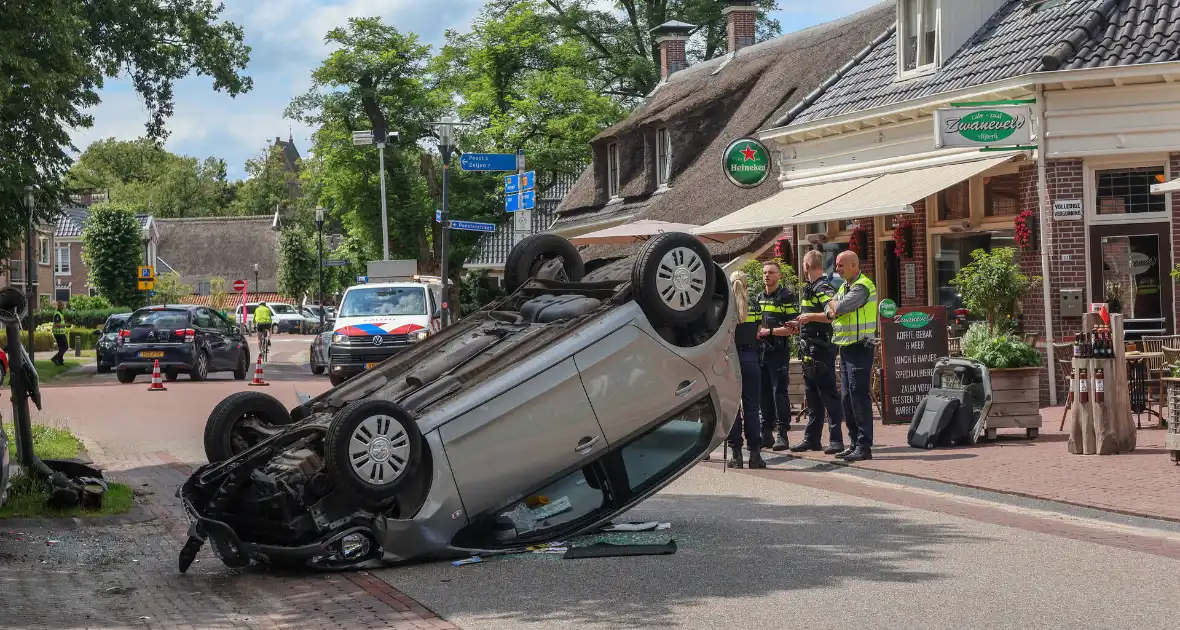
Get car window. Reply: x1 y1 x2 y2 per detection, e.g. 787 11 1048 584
128 309 190 330
192 309 215 329
617 399 712 494
271 304 295 315
339 287 427 317
465 464 609 547
103 316 129 334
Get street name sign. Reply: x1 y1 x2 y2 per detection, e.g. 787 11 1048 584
448 220 496 233
460 153 518 171
322 260 350 267
352 130 374 146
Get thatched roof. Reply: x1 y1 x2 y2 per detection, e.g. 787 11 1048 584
550 1 896 263
155 216 280 293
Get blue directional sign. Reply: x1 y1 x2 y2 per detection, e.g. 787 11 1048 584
505 193 520 213
459 153 518 172
520 170 535 190
505 174 520 194
448 220 496 233
436 209 442 223
521 189 536 210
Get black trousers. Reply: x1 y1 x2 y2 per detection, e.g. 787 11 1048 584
51 334 68 363
760 351 791 440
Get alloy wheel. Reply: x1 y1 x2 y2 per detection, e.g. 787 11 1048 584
348 414 411 485
654 246 708 312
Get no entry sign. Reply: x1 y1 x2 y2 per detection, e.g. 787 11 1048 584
233 279 246 292
880 306 949 424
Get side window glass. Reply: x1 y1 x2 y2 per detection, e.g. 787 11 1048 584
193 309 214 329
619 399 713 494
462 465 609 547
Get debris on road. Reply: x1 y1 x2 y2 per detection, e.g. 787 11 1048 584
599 521 670 532
564 539 677 559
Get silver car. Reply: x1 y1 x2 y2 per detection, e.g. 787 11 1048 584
178 232 741 572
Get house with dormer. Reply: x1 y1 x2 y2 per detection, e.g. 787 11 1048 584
696 0 1180 406
548 1 898 266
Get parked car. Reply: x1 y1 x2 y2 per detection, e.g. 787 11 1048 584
94 312 131 374
177 232 740 572
115 305 252 383
308 330 331 375
268 303 314 334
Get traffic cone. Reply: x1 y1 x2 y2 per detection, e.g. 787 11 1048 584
248 354 269 387
147 359 167 392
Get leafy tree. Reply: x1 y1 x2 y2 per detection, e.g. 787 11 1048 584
67 294 113 311
0 0 252 253
459 268 505 315
152 271 193 304
81 203 145 308
949 247 1041 333
277 228 317 301
209 276 228 308
228 143 299 217
540 0 781 102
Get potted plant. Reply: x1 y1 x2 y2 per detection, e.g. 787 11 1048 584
949 247 1043 438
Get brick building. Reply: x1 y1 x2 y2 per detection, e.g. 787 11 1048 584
52 205 159 302
699 0 1180 406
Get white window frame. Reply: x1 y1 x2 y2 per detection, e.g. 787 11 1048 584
8 258 26 285
1084 155 1172 226
655 128 671 188
607 142 620 199
898 0 938 79
55 243 71 275
55 287 71 303
38 236 50 265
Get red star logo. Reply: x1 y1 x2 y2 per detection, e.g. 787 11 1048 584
740 144 757 161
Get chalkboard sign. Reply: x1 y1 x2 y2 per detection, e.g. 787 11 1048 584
880 306 949 424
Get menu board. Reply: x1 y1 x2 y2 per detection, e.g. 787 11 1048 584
880 306 948 424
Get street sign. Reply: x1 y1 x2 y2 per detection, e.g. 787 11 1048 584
505 173 520 194
505 193 520 213
138 266 154 280
519 170 535 190
459 153 518 171
232 279 246 292
138 280 155 291
356 275 369 284
448 220 496 233
514 209 532 232
352 130 374 146
322 260 349 267
436 209 442 223
521 189 536 210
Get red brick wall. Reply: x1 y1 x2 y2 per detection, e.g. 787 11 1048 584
726 8 757 51
659 38 687 79
858 218 876 282
888 200 927 307
1016 164 1051 403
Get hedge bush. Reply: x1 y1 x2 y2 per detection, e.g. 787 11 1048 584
0 328 103 353
32 307 134 329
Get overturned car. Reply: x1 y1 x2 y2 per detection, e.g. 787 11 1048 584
178 232 741 572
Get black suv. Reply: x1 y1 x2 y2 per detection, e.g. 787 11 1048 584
115 305 251 383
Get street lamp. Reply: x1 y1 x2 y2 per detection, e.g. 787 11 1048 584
23 185 38 362
315 206 325 332
425 116 473 329
352 130 400 260
253 263 259 294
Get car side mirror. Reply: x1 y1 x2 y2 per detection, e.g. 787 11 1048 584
432 312 441 319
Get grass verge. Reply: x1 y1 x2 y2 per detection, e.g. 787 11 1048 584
32 356 87 381
3 423 83 460
0 475 133 518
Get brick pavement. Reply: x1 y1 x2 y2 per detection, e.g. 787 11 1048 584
771 406 1180 522
0 449 459 630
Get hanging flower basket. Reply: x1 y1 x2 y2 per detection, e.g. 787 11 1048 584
1014 209 1037 250
892 221 913 259
773 236 792 266
849 223 867 258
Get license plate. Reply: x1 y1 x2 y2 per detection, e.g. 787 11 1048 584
139 351 164 358
364 362 380 369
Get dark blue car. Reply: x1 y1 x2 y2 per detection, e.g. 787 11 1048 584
95 312 131 374
115 305 251 383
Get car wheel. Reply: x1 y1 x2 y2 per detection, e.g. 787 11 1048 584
190 351 210 381
311 364 325 375
324 399 422 502
503 234 585 293
116 369 136 384
96 364 111 374
203 391 294 462
329 373 347 387
631 231 717 326
165 370 179 381
233 352 249 380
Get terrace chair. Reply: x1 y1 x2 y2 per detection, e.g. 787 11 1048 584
1141 335 1180 424
1053 342 1076 431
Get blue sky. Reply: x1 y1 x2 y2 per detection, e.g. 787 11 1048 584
69 0 884 180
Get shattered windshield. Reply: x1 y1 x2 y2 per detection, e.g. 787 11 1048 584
339 287 427 317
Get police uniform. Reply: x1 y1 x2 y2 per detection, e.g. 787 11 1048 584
789 276 845 454
755 285 798 450
726 301 765 469
831 272 878 461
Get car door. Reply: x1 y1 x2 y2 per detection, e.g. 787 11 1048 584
211 310 245 366
573 323 709 444
439 358 608 519
194 308 231 369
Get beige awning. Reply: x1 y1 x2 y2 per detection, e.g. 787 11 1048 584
1151 177 1180 194
695 154 1015 234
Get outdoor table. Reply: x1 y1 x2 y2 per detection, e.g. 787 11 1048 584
1124 351 1164 428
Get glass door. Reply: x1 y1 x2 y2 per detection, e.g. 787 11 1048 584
1089 223 1173 336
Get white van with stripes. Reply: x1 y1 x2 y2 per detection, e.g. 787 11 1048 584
326 278 444 386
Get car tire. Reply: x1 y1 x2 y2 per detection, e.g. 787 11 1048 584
116 369 136 384
190 351 210 381
165 370 179 381
233 352 249 380
503 234 585 293
329 373 347 387
324 399 422 503
631 231 717 326
311 364 325 375
96 363 111 375
203 391 294 462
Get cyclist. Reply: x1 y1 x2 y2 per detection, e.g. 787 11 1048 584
253 301 274 354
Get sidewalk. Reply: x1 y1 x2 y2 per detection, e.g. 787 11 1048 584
768 406 1179 522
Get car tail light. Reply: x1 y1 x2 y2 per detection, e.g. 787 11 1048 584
176 328 195 342
118 329 130 346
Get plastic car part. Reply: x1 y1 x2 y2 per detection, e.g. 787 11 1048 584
503 234 586 294
519 294 603 323
203 391 295 462
631 232 717 326
324 399 423 504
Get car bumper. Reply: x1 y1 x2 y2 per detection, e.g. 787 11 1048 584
329 345 412 375
116 346 196 371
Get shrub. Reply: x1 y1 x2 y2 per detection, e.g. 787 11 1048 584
949 247 1040 333
68 295 113 311
961 322 1041 369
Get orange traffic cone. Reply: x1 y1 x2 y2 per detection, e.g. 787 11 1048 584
147 359 167 392
248 354 269 387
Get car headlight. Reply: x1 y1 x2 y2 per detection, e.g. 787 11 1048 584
332 333 347 344
409 330 428 342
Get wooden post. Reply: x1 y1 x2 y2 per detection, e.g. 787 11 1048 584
1067 313 1133 455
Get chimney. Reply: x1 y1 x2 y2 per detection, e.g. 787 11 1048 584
721 0 757 53
649 21 695 81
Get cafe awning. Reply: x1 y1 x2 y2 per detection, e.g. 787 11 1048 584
1151 177 1180 194
694 154 1015 234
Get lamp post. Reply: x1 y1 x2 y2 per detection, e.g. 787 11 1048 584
23 185 38 362
352 130 400 260
253 263 259 294
425 116 472 329
315 206 325 332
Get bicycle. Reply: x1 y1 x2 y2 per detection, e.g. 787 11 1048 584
256 325 271 362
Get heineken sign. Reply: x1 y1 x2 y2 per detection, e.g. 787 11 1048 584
934 105 1032 149
723 138 772 187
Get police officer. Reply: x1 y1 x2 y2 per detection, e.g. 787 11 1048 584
825 251 878 462
755 260 798 452
790 250 845 455
726 271 765 469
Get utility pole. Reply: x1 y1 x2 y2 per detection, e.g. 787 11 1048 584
352 130 400 261
315 206 325 332
23 185 38 363
425 116 473 328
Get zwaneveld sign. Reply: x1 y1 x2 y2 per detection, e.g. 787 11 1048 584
880 305 948 425
934 105 1032 149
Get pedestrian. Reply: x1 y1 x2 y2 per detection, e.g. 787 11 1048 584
755 261 799 452
790 250 845 455
726 271 765 469
825 251 878 462
50 301 69 366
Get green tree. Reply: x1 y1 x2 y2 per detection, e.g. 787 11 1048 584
228 144 298 217
81 203 146 308
209 276 228 309
277 229 317 301
949 247 1041 333
152 271 193 304
540 0 781 102
0 0 252 252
